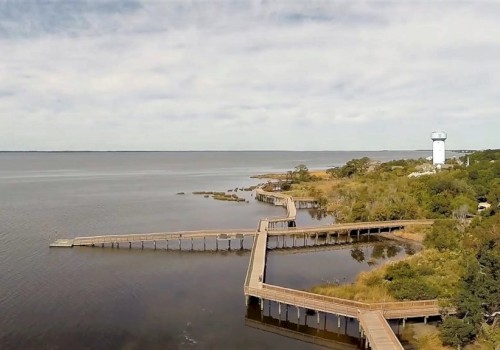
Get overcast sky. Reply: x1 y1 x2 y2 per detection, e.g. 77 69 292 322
1 1 499 151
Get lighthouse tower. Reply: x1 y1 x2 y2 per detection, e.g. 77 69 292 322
431 131 447 167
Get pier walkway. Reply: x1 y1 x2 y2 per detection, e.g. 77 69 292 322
245 190 443 350
50 228 255 248
51 186 445 349
268 219 434 235
359 311 404 350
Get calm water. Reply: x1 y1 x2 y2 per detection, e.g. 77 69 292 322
0 151 434 349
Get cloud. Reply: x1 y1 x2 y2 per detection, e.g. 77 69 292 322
0 1 499 150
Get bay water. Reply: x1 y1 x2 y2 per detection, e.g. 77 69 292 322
0 151 434 349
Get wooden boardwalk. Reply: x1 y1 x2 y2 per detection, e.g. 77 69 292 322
359 311 403 350
50 186 445 349
50 228 255 247
245 284 441 319
268 219 434 235
245 220 268 291
244 191 444 350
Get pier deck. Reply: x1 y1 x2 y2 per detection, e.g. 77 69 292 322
52 229 255 247
50 186 444 349
268 219 434 235
359 311 404 350
49 239 74 247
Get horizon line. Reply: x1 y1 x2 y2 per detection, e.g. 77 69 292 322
0 149 479 153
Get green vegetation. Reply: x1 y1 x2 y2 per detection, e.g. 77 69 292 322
311 248 463 302
192 191 247 202
285 150 500 223
292 150 500 348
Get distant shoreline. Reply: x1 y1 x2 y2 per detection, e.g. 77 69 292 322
0 149 476 153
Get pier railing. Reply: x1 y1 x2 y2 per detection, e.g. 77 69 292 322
245 283 442 319
72 229 255 246
244 230 259 289
267 219 434 234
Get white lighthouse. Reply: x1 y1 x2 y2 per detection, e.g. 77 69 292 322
431 131 447 167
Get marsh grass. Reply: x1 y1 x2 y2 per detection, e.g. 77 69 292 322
311 249 463 302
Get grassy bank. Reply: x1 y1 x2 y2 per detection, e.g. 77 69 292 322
311 249 463 302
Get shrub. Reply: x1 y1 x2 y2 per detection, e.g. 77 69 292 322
440 317 476 348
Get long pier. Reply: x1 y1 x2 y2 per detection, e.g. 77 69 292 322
50 228 255 248
51 187 441 349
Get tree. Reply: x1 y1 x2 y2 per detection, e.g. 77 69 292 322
338 157 371 178
441 317 476 348
424 220 462 251
326 167 338 178
292 164 311 182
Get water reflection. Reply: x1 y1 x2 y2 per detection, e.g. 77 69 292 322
246 302 360 349
266 236 420 293
350 248 365 263
306 209 331 221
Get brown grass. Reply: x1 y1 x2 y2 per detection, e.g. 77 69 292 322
393 225 432 243
311 249 463 302
311 268 395 302
402 324 452 350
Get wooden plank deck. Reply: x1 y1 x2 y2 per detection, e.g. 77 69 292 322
244 192 441 349
247 220 269 289
268 219 434 235
49 239 74 247
50 229 256 247
359 311 404 350
49 185 444 349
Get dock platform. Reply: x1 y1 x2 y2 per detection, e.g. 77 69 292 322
49 239 74 247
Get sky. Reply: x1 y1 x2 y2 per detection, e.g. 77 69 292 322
0 1 499 151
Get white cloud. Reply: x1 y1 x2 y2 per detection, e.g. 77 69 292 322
0 1 499 150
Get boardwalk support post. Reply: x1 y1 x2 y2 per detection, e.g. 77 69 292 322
141 241 144 249
317 311 320 324
338 315 341 328
129 242 131 249
278 302 281 315
154 240 156 249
